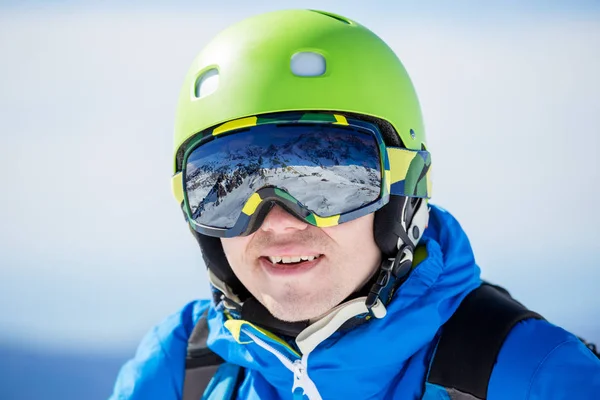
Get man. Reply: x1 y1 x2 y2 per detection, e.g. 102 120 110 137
111 9 600 400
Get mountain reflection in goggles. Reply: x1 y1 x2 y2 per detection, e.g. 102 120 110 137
184 124 382 229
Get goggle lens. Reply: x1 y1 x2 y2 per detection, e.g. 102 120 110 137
184 123 382 229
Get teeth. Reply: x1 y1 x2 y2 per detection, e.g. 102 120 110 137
267 255 320 264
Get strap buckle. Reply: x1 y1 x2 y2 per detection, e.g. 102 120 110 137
366 244 414 318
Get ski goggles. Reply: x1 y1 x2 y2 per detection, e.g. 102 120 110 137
172 113 431 238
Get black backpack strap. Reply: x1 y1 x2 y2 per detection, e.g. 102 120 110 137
183 309 244 400
426 283 544 399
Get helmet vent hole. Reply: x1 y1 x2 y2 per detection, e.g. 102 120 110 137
195 68 219 99
291 52 326 77
310 10 352 25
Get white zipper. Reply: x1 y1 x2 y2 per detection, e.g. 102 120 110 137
243 329 323 400
291 356 322 400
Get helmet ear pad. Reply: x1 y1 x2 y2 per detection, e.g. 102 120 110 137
374 195 423 257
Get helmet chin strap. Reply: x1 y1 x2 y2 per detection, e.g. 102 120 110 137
365 244 413 318
365 198 429 318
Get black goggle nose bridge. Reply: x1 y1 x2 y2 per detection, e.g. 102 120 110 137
239 193 314 237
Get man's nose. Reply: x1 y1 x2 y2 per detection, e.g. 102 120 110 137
259 204 309 233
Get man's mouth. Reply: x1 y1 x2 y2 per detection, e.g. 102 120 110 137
258 253 324 276
263 254 323 265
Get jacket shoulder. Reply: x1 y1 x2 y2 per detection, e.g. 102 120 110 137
489 318 600 399
109 300 211 400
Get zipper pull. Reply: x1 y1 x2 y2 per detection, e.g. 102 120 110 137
292 360 306 399
291 359 322 400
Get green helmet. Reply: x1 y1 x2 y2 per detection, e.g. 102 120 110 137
173 9 426 176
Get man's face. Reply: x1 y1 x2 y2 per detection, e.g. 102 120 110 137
221 205 382 322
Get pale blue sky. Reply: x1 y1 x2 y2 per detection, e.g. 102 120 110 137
2 0 600 13
0 1 599 353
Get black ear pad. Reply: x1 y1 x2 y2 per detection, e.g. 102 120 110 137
189 227 250 300
374 196 422 257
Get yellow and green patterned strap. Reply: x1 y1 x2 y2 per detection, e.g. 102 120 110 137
387 147 432 199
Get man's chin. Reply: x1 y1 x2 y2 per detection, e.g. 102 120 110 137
261 295 338 323
269 308 322 323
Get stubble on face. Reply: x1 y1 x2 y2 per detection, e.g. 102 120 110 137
246 228 360 321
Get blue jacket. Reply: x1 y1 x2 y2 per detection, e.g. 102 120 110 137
110 205 600 399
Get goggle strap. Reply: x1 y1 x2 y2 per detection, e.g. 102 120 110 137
172 172 184 204
386 147 432 198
